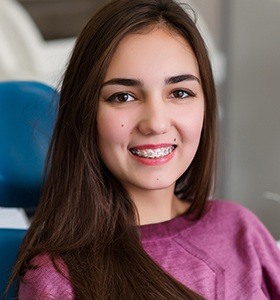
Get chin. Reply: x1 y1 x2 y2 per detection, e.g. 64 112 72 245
130 179 177 192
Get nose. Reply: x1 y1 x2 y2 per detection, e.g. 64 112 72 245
137 99 171 135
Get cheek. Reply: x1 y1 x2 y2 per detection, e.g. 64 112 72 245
97 109 132 147
190 114 204 140
179 105 205 144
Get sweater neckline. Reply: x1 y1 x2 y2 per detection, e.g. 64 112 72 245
139 211 196 241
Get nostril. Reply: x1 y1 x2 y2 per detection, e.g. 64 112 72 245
138 115 171 135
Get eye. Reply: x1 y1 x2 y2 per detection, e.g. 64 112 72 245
107 92 136 103
170 89 195 99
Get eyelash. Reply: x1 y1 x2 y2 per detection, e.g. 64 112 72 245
170 89 196 99
107 92 135 103
106 89 196 103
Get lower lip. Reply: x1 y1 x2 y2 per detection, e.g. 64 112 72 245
130 149 175 166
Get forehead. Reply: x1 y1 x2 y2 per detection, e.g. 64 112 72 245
104 26 200 80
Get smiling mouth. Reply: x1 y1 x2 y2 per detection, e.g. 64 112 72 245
130 145 176 159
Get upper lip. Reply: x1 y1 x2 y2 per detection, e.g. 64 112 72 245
129 143 176 150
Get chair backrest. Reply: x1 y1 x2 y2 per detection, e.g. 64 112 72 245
0 228 27 299
0 81 58 210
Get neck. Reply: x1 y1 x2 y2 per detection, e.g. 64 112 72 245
128 185 190 225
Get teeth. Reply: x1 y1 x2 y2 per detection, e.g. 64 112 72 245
131 146 175 158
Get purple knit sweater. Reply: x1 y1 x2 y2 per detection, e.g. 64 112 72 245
19 201 280 299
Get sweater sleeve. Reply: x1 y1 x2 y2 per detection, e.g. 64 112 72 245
19 254 74 300
244 207 280 298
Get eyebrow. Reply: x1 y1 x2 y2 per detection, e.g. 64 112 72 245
165 74 200 85
101 74 200 88
101 78 142 88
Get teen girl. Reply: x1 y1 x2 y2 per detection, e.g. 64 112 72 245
9 0 280 299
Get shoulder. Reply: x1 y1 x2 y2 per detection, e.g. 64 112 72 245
19 254 74 299
204 200 278 248
206 199 261 226
207 199 251 215
205 200 280 296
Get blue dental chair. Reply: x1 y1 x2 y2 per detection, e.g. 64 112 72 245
0 81 59 299
0 228 27 299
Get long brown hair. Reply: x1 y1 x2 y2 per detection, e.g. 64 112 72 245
9 0 217 299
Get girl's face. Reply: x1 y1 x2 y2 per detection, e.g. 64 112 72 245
97 27 204 196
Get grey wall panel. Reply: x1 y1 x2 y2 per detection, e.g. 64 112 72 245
224 0 280 239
